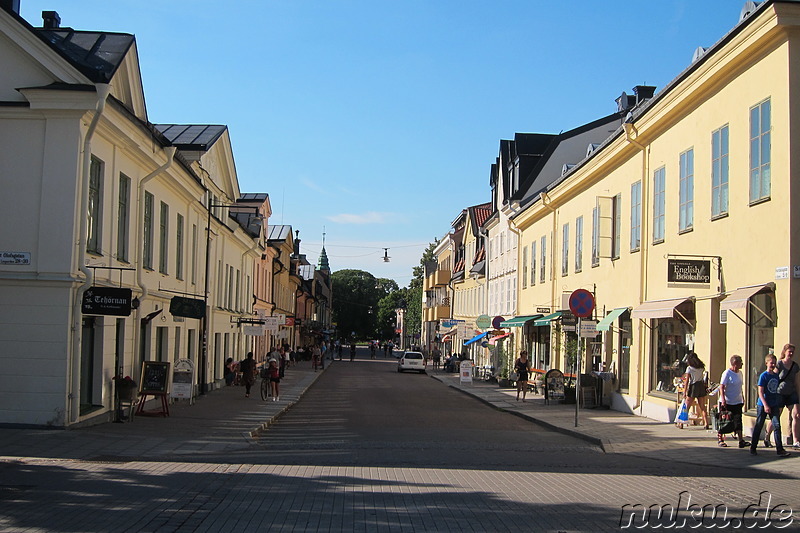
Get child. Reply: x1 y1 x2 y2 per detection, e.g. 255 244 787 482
267 359 281 401
749 354 790 456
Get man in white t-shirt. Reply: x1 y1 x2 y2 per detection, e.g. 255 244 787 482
718 354 748 448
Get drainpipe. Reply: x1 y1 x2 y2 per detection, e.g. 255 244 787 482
131 145 176 380
68 83 110 424
624 120 649 413
539 192 559 370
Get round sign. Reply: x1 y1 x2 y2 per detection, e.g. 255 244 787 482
569 289 595 318
476 314 491 329
492 315 506 329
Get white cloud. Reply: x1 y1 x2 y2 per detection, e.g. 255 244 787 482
327 212 391 224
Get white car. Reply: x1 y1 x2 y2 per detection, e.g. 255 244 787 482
397 351 426 373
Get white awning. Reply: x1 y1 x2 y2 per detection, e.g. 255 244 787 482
720 283 774 311
631 297 694 320
596 307 629 332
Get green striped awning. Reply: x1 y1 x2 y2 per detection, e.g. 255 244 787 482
596 307 629 332
533 311 563 327
499 315 541 328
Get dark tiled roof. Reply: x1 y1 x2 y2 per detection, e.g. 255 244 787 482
35 29 134 83
154 124 227 151
238 193 269 202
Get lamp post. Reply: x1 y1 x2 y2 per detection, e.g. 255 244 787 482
201 200 262 395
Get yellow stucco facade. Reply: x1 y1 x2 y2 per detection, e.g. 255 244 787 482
512 1 800 428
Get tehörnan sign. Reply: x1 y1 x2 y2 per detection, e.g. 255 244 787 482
82 287 133 316
667 259 711 284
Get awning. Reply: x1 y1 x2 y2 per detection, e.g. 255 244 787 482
631 297 693 320
596 307 629 332
533 311 563 327
464 332 489 345
441 335 452 342
720 283 774 311
488 333 510 345
499 314 541 328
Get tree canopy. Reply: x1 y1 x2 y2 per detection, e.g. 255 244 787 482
331 269 396 341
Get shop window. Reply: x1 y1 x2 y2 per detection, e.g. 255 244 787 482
618 312 632 393
747 291 776 410
651 318 694 395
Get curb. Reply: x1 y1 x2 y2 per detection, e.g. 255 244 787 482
245 364 328 440
430 373 607 451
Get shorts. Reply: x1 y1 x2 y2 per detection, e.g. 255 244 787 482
270 377 281 383
780 392 799 408
687 381 707 398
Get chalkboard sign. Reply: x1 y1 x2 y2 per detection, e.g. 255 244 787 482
140 361 170 394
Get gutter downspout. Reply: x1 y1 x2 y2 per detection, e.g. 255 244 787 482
624 121 649 413
131 145 176 381
69 83 110 424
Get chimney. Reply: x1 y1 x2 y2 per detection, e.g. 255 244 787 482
633 85 656 104
0 0 20 14
294 230 301 256
42 10 60 29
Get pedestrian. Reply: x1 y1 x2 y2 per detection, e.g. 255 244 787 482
224 357 236 386
716 355 748 448
267 358 281 401
350 342 356 361
775 343 800 448
370 342 376 359
515 351 532 402
312 344 321 371
279 346 287 378
681 352 710 429
338 341 343 360
432 346 441 370
750 353 791 456
239 352 256 398
383 342 388 357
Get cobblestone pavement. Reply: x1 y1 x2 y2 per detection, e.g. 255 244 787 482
0 358 799 532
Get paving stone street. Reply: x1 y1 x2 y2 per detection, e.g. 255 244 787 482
1 354 799 532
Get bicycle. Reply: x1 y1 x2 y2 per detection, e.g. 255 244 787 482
259 367 270 401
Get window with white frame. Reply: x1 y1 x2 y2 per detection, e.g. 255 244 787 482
143 191 154 269
87 156 103 254
191 224 197 284
159 202 169 274
522 246 528 289
749 98 771 203
679 148 694 232
630 181 641 251
653 166 666 243
612 193 622 259
711 125 729 217
531 240 536 286
117 173 130 262
539 235 546 283
591 206 599 267
575 216 583 273
176 213 184 280
561 223 569 276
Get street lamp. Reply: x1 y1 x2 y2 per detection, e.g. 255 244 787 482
201 200 262 395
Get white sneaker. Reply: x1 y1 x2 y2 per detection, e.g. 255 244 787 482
276 396 280 401
793 442 800 449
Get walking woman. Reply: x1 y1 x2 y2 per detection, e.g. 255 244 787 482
515 351 532 402
681 352 710 429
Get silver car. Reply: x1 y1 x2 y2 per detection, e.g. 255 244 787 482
397 351 426 373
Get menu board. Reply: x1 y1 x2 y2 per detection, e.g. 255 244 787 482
140 361 170 394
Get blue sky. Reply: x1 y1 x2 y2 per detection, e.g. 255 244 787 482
21 1 740 286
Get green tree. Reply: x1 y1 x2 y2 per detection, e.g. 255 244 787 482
331 269 393 341
376 287 407 340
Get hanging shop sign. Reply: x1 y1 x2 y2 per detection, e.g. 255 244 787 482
169 296 205 319
82 287 132 316
476 314 491 329
667 259 711 284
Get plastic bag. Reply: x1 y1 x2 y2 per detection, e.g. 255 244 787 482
674 400 689 424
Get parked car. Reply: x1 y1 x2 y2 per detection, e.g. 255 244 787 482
397 351 426 373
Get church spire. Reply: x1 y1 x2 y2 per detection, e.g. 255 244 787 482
318 230 330 271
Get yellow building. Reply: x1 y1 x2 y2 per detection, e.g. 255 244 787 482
514 0 798 429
